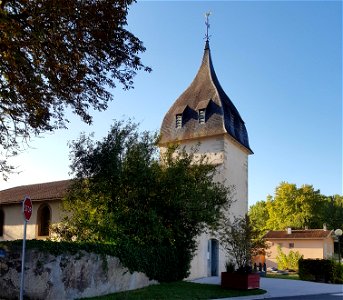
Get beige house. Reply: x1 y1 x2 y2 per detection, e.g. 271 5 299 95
0 39 252 280
0 180 70 241
263 228 334 268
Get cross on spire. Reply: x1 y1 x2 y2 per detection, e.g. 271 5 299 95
205 11 211 41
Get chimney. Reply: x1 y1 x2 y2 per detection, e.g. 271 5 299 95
323 223 327 231
305 226 308 230
287 228 292 234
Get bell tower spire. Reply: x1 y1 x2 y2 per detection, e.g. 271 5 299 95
204 11 211 46
159 19 252 279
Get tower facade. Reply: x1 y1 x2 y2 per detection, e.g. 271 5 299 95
159 41 253 279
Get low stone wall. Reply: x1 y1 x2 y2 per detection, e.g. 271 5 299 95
0 249 157 300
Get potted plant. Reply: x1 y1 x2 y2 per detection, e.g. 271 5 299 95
218 214 266 290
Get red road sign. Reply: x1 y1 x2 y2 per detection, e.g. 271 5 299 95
23 196 32 221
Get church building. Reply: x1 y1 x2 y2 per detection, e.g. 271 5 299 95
0 34 252 281
159 39 253 279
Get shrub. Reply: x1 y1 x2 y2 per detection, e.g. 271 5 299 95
0 239 118 257
298 259 343 283
276 245 303 270
116 237 194 282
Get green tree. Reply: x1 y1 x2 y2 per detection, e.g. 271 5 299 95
248 200 269 238
58 120 232 282
321 195 343 231
265 182 324 230
322 195 343 257
0 0 150 178
249 183 343 240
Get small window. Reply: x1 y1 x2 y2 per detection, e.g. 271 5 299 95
199 109 206 124
176 114 182 128
230 113 235 130
37 204 51 237
0 209 4 237
289 243 294 249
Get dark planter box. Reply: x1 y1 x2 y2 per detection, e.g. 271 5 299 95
221 272 260 290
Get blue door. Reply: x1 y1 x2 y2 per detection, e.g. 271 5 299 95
208 239 219 276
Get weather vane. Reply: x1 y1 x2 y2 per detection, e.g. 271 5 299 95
205 11 212 41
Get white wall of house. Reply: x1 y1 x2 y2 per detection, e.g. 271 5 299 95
0 200 61 241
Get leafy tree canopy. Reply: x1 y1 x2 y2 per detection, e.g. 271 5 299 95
249 182 343 233
248 200 269 238
0 0 150 178
56 119 232 282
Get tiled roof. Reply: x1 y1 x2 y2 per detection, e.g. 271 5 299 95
0 180 72 204
264 229 333 239
160 41 253 154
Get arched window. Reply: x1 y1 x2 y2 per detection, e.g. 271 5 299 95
0 209 4 237
37 204 51 237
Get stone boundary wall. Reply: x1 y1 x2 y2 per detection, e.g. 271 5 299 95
0 249 157 300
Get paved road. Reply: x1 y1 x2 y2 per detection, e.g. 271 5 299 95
192 276 343 300
266 292 343 300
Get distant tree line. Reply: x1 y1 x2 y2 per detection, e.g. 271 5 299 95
249 182 343 237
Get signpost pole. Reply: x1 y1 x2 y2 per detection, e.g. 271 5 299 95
19 220 27 300
19 196 32 300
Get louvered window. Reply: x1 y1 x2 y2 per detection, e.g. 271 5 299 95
176 114 182 128
199 109 206 124
230 113 235 131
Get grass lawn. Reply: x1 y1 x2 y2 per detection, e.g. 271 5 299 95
81 281 266 300
266 273 299 280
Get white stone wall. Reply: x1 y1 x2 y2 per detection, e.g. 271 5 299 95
0 249 156 300
162 135 249 212
188 233 210 279
222 135 249 217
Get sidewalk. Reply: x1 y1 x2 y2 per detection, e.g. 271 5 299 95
192 276 343 299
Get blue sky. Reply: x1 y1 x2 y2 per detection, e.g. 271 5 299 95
0 1 342 207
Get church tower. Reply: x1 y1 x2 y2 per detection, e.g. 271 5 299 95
159 36 253 278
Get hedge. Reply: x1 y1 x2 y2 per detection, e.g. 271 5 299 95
0 239 118 257
298 258 343 283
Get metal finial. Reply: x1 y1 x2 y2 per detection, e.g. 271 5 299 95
205 11 211 41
